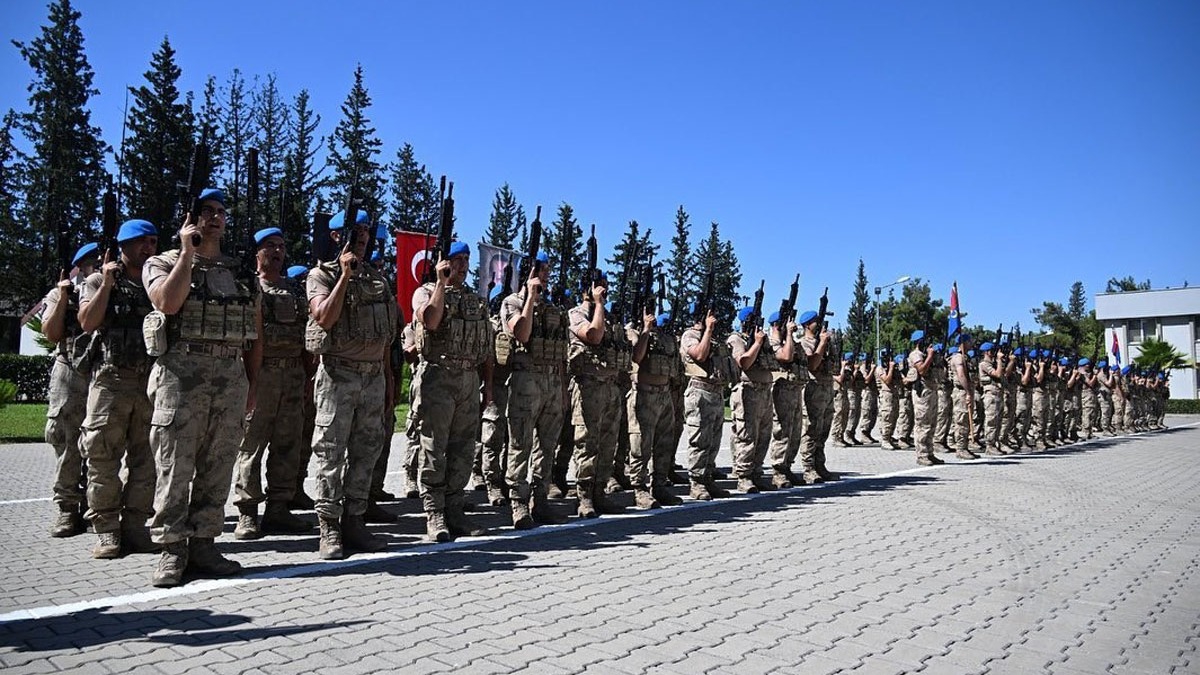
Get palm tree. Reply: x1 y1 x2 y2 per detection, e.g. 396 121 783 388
1133 337 1193 371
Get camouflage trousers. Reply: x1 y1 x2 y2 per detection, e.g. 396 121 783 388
982 385 1003 449
830 386 849 441
417 363 480 512
295 377 316 494
670 382 685 453
570 375 621 487
878 387 898 444
684 380 726 481
45 356 89 510
627 382 675 489
950 387 973 452
148 350 248 544
1001 385 1019 445
81 365 154 534
768 380 804 470
857 388 877 439
235 363 306 508
506 368 563 499
911 385 938 459
311 360 386 520
1113 394 1127 432
845 387 862 440
615 384 631 479
1098 389 1113 432
1067 391 1082 438
935 387 952 445
1030 388 1050 445
1081 390 1098 438
896 389 913 440
477 374 509 489
730 381 772 479
801 381 834 471
404 361 424 476
370 404 396 495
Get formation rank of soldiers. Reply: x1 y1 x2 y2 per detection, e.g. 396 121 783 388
39 183 1173 590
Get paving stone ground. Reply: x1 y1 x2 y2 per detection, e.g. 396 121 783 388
0 416 1197 674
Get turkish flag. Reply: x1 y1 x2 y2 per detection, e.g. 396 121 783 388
395 231 436 323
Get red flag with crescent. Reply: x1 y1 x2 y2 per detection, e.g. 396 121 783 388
395 231 436 323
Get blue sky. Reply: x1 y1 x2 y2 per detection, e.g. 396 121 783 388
2 0 1197 329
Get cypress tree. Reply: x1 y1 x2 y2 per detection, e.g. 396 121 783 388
282 88 322 263
325 65 386 221
485 183 519 248
543 202 583 299
252 73 291 235
220 68 258 241
845 259 875 354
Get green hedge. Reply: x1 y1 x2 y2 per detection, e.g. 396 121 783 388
1166 399 1200 414
0 354 53 402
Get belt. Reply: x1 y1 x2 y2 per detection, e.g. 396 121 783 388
514 361 564 375
687 378 726 393
175 341 244 359
573 371 617 384
634 380 671 392
262 356 303 370
427 355 479 371
322 355 384 375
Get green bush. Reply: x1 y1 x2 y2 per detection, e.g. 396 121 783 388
0 379 15 407
1166 399 1200 414
0 354 54 402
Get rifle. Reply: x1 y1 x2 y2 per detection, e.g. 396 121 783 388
636 258 656 321
522 209 543 283
747 279 765 338
617 239 640 325
242 147 260 278
583 224 598 302
994 323 1003 353
181 125 212 247
101 177 119 274
656 271 666 316
490 262 514 315
816 287 832 332
696 265 715 325
340 168 362 271
436 180 455 264
778 273 799 326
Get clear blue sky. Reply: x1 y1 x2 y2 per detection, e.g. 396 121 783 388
3 0 1198 329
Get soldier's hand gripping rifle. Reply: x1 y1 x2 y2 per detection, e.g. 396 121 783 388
656 271 666 317
583 224 599 303
815 286 832 333
339 168 363 272
747 279 765 339
180 125 212 247
778 273 800 327
616 239 640 325
101 176 120 276
521 207 543 285
696 265 716 326
437 180 455 264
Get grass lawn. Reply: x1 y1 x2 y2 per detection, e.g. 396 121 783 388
0 403 47 443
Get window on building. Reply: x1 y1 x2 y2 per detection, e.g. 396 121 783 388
1129 318 1158 344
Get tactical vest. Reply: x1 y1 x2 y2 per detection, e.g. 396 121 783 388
681 327 736 383
730 331 778 384
53 286 94 371
166 251 259 347
906 349 936 389
800 335 833 382
260 277 307 358
568 304 631 376
636 330 678 378
305 262 396 355
510 293 569 368
418 283 490 366
98 276 155 371
978 357 999 387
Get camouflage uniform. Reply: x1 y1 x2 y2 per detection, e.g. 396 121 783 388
877 359 900 449
857 361 878 442
41 285 91 531
845 360 864 442
907 347 939 464
567 300 630 514
412 280 491 534
501 289 568 520
830 358 851 445
933 353 952 449
78 272 156 550
626 321 680 505
947 349 976 458
799 332 836 481
727 328 777 489
307 261 397 524
1096 367 1114 434
768 327 808 480
978 351 1005 452
235 276 308 516
478 312 511 503
1080 365 1098 439
144 250 258 545
401 322 423 495
680 324 735 494
1111 370 1127 433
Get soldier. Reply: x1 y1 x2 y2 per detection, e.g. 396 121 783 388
798 311 837 482
284 264 317 512
41 242 99 537
76 222 158 558
501 252 570 527
727 306 777 493
306 209 397 558
1111 365 1127 434
876 350 900 450
626 309 683 508
400 319 423 499
933 344 953 452
976 342 1007 456
947 338 980 460
856 353 878 444
844 353 864 445
767 311 807 487
143 188 261 587
893 353 914 448
412 241 492 541
830 352 853 447
365 316 406 523
566 273 630 517
232 228 314 540
1095 359 1115 436
680 304 735 500
906 330 942 466
479 284 511 507
1079 358 1098 440
999 343 1022 451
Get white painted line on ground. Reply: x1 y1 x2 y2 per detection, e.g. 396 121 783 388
1 423 1194 623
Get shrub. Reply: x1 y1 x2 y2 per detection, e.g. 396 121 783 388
1166 399 1200 414
0 379 15 407
0 354 54 402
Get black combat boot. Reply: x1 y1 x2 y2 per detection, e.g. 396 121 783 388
318 517 344 560
188 537 243 576
342 514 388 552
530 481 568 525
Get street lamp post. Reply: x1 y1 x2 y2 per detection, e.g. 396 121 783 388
874 275 911 358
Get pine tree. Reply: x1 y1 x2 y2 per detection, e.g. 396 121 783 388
543 202 583 299
196 75 224 186
689 222 739 331
0 111 39 308
883 279 945 348
325 65 386 222
485 183 519 248
604 221 660 323
845 259 875 354
388 143 438 234
121 36 194 238
252 73 291 235
1067 281 1087 320
220 68 258 242
666 205 692 312
11 0 109 302
281 88 321 263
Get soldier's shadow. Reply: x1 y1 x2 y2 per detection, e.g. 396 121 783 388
0 606 367 652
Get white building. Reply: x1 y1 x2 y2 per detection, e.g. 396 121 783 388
1095 287 1199 400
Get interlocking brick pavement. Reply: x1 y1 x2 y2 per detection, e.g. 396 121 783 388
0 417 1197 674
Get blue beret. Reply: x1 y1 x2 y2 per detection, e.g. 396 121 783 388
1041 349 1053 358
1078 358 1090 367
768 311 781 324
657 312 671 326
254 227 284 245
1013 347 1023 356
948 346 959 355
117 219 157 243
1121 365 1131 375
286 265 308 279
71 242 99 266
489 285 504 300
198 188 225 206
967 349 977 358
798 310 818 325
1110 365 1119 371
893 354 905 365
911 330 925 342
448 241 470 258
375 224 389 240
1059 357 1070 366
328 209 370 230
535 251 549 264
1157 373 1166 379
1097 359 1107 368
932 344 944 353
737 307 755 323
843 352 854 360
980 342 995 352
858 352 868 361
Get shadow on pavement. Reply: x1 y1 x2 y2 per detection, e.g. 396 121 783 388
0 606 366 652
